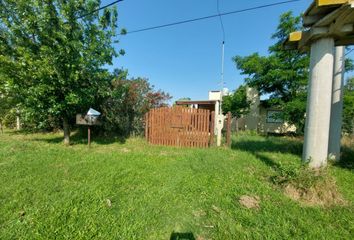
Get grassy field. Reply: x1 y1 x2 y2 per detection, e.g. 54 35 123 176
0 131 353 239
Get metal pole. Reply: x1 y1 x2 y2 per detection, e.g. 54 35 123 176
215 41 225 147
221 41 225 93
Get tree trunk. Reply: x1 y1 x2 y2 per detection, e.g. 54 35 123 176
63 118 70 145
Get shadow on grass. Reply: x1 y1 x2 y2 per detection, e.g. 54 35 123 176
7 129 46 135
253 151 282 170
31 130 127 145
231 136 303 157
232 134 354 171
170 232 195 240
334 146 354 170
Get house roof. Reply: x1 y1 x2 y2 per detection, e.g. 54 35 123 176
87 108 101 116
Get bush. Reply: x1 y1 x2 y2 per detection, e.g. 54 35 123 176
100 70 171 136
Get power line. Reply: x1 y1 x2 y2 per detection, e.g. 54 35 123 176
119 0 301 35
77 0 124 19
345 48 354 56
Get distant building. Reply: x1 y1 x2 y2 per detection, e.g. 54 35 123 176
175 90 227 146
235 87 297 134
175 87 296 135
175 90 225 130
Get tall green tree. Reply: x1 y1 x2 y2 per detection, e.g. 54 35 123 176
101 69 172 136
343 77 354 135
0 0 122 144
222 85 250 118
233 12 308 132
233 12 353 133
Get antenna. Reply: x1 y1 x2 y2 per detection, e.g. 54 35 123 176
217 0 225 102
221 40 225 92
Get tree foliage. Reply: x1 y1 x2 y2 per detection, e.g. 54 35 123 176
100 69 171 136
233 12 308 132
0 0 121 143
343 77 354 134
222 85 250 118
233 11 353 133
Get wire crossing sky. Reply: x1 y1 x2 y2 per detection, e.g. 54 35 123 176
105 0 354 103
77 0 124 19
118 0 301 35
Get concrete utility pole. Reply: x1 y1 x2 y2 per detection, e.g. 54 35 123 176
209 91 224 147
303 38 335 168
329 46 345 161
285 0 354 168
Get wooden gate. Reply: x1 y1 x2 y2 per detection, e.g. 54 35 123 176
145 107 214 148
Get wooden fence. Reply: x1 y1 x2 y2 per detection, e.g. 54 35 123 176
145 107 214 148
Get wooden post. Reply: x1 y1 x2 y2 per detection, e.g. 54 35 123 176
145 112 149 141
226 112 232 148
210 111 215 147
88 126 91 147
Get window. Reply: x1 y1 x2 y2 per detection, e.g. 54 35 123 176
266 110 283 123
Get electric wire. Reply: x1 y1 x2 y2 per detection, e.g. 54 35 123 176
345 48 354 56
77 0 124 19
119 0 301 35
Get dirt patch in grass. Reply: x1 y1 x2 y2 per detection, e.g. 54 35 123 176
120 147 131 153
239 195 260 209
270 164 348 207
342 135 353 148
284 186 346 206
193 209 206 218
280 172 347 207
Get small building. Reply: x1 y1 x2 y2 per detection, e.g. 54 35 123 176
176 90 226 146
175 90 225 133
176 88 296 135
235 87 297 134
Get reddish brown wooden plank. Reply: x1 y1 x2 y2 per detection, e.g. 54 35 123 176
195 110 198 148
202 110 206 147
151 110 153 143
210 111 215 147
205 110 210 148
147 106 215 148
199 110 202 148
200 110 203 148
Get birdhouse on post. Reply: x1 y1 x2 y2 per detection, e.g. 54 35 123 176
76 108 101 147
284 0 354 168
86 108 101 124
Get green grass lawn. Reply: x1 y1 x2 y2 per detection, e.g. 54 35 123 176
0 131 353 239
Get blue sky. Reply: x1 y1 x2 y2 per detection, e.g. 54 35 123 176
103 0 350 102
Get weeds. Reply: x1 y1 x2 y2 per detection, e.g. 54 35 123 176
271 163 346 206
